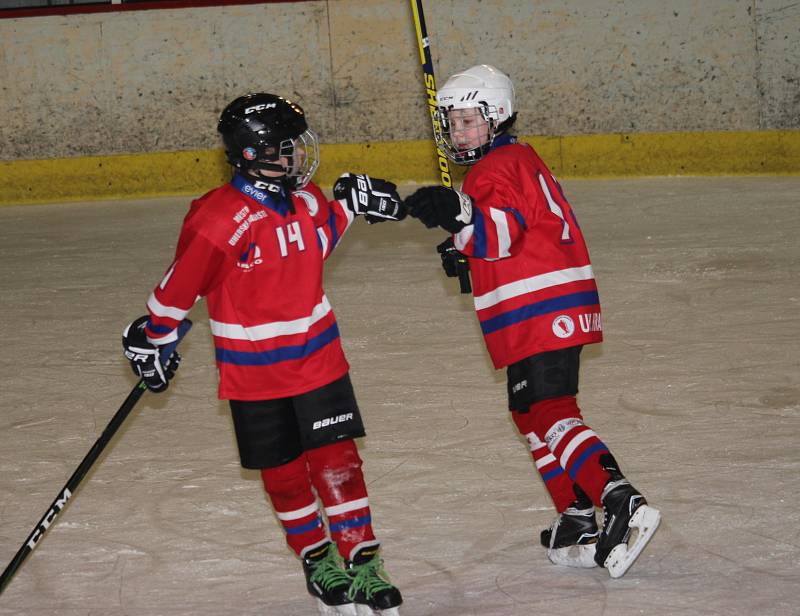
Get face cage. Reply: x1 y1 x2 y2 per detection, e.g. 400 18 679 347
277 128 320 188
433 104 498 165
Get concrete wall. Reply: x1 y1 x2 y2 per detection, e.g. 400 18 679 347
1 0 798 161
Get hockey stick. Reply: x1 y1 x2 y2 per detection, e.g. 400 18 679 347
409 0 472 294
0 319 192 596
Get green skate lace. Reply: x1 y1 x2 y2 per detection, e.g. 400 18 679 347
346 556 394 601
309 547 351 591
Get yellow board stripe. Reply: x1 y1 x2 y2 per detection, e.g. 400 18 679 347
1 130 798 205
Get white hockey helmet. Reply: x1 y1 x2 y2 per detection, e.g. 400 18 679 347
433 64 516 164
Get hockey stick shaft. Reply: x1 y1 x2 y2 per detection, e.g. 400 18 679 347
409 0 471 294
0 319 192 596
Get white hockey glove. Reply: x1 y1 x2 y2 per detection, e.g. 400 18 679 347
333 173 406 223
122 316 181 393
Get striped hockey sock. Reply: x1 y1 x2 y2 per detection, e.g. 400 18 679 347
530 396 611 506
260 454 328 556
306 441 378 560
512 409 579 512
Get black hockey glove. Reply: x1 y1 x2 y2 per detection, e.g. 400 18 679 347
405 186 474 234
436 237 468 278
333 173 406 223
122 316 181 393
436 237 472 294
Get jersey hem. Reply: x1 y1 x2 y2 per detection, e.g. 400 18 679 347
492 337 602 370
216 363 351 401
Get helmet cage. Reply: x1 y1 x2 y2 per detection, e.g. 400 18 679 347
278 128 319 189
433 102 500 165
229 128 319 190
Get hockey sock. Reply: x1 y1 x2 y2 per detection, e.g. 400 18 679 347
306 440 377 561
260 454 328 557
530 396 611 506
512 409 578 512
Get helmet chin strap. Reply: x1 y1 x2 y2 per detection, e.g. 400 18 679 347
253 160 287 175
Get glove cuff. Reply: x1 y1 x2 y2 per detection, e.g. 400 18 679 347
453 190 473 227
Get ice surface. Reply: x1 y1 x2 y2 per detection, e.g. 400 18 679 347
1 177 798 615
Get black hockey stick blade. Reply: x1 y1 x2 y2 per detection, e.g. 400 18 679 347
0 318 192 596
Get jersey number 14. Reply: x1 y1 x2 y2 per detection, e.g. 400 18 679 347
275 222 306 257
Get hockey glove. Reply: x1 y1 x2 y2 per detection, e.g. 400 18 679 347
333 173 406 223
405 186 473 234
122 316 181 393
436 237 469 278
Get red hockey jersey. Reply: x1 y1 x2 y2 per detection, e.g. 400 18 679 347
143 174 355 400
453 141 603 369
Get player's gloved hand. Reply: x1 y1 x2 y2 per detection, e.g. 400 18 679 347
122 316 181 393
436 237 469 278
333 173 406 223
405 186 473 234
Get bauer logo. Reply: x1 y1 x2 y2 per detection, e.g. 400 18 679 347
552 315 575 338
312 412 354 430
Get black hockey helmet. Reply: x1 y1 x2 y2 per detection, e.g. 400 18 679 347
217 93 319 188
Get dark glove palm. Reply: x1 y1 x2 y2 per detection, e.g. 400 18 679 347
405 186 473 233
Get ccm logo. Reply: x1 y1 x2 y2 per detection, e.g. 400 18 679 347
245 103 277 113
312 413 354 430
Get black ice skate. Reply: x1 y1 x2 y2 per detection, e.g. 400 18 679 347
302 542 357 616
540 497 599 568
345 545 402 616
594 454 661 578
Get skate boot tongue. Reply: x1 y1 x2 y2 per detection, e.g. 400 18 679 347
350 545 380 566
302 542 354 609
346 546 403 612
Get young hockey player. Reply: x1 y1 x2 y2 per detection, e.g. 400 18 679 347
122 93 404 615
405 65 660 578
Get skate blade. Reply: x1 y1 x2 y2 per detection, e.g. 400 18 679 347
316 599 357 616
355 605 400 616
604 505 661 578
548 543 598 568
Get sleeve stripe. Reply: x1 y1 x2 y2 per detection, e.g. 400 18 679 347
317 227 330 258
327 208 340 249
336 199 356 229
147 328 179 346
471 208 487 257
490 207 512 258
147 292 190 321
454 224 474 251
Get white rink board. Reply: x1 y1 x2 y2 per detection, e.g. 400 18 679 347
0 177 798 615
